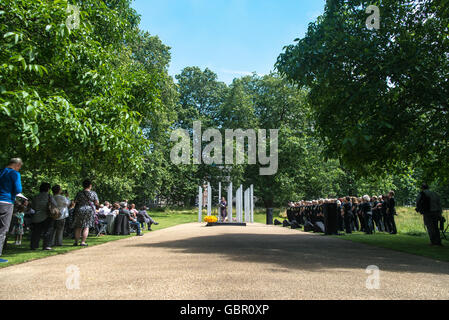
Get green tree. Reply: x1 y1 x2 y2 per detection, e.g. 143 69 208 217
0 0 177 202
276 0 449 182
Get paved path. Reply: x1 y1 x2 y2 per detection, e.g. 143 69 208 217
1 223 449 300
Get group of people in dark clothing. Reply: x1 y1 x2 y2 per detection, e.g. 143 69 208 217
287 191 398 236
287 185 446 246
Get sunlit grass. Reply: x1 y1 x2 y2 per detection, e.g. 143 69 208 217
330 207 449 261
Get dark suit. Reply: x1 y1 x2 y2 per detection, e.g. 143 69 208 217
385 197 397 234
137 210 156 230
343 202 352 234
360 202 373 234
416 190 442 245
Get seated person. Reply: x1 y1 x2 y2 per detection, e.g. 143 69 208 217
110 202 120 215
137 206 159 231
95 204 108 234
119 202 143 236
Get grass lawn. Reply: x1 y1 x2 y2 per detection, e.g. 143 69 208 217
236 206 449 262
331 232 449 262
327 207 449 262
1 233 133 269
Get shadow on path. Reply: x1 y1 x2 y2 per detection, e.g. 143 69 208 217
128 231 449 276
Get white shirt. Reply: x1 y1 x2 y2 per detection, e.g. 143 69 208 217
54 195 70 220
99 207 112 216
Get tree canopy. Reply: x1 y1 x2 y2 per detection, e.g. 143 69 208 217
0 0 176 198
276 0 449 182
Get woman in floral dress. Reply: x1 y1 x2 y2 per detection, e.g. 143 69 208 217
73 179 99 247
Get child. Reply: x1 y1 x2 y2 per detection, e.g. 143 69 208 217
11 204 25 245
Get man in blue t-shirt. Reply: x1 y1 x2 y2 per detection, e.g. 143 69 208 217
0 158 23 262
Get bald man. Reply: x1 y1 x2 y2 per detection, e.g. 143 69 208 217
0 158 23 262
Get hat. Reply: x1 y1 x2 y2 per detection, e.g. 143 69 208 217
16 193 28 200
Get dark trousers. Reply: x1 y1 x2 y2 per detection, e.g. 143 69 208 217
139 218 155 230
130 221 141 235
364 214 374 234
140 221 154 230
373 211 384 232
0 203 14 256
352 213 359 231
382 213 389 232
51 219 66 246
424 214 442 245
344 214 352 234
337 213 344 231
385 214 397 234
220 208 227 220
31 218 54 249
358 213 366 232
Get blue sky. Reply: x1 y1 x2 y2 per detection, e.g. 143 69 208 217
132 0 326 84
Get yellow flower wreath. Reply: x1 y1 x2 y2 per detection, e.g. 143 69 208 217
204 216 218 223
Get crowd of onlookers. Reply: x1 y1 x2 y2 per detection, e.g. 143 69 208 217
0 158 159 263
11 181 160 251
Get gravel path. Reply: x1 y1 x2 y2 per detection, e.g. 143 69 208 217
1 223 449 300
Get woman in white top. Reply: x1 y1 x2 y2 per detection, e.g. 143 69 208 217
51 185 71 246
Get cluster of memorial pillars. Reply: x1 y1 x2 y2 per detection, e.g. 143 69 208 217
198 182 254 223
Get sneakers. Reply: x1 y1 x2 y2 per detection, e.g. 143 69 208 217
0 258 8 263
154 222 159 225
43 247 52 251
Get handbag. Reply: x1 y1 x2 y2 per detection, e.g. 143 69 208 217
47 195 62 220
82 191 98 221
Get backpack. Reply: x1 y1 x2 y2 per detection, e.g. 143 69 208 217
47 195 61 220
417 191 431 214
